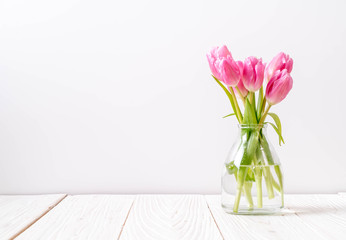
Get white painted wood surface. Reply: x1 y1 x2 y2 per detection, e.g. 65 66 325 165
0 194 66 240
285 194 346 240
0 194 345 240
16 195 134 240
120 195 222 240
206 194 346 240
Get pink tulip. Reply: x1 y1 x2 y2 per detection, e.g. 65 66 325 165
207 45 240 86
242 56 265 92
206 47 221 80
233 61 248 98
219 57 241 86
266 69 293 105
265 52 293 81
206 45 232 81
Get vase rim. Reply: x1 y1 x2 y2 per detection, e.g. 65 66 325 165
237 123 267 128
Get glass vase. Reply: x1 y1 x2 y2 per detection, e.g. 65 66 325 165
221 124 284 215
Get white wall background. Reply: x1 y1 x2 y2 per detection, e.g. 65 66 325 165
0 0 345 194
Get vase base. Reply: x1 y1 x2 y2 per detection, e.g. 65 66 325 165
222 204 284 215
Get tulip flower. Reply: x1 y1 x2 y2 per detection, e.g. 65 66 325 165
265 69 293 105
264 52 293 81
219 57 241 86
242 57 265 92
206 45 232 81
207 46 243 123
233 61 248 98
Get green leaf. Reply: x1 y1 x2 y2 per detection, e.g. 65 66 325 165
245 167 255 182
243 97 257 124
225 161 238 175
212 75 240 123
256 87 264 120
222 113 236 118
250 92 258 122
267 113 285 145
265 122 285 145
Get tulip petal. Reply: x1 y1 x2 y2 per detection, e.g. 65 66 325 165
242 57 265 92
219 58 241 86
217 45 232 59
255 60 265 90
264 52 293 82
243 59 254 91
266 70 293 105
286 58 293 73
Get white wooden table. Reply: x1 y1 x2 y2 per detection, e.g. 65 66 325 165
0 194 345 240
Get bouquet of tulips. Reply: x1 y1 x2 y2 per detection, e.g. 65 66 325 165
207 45 293 213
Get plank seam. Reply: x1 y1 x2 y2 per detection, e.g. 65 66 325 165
204 196 225 240
117 196 136 240
11 194 68 240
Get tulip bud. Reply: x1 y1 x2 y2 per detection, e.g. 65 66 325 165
233 61 248 98
206 45 232 81
219 57 241 86
207 45 240 86
265 52 293 82
242 56 265 92
207 47 221 80
266 69 293 105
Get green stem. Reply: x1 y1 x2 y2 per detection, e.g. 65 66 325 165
272 177 281 193
261 98 267 116
263 166 275 199
255 176 263 208
249 92 254 106
254 148 263 208
257 86 263 113
263 164 284 206
233 130 259 212
250 92 255 107
251 92 257 122
268 167 284 207
259 104 271 125
260 134 274 165
244 182 254 209
274 165 284 207
233 186 242 212
235 86 245 105
229 87 243 123
259 134 275 199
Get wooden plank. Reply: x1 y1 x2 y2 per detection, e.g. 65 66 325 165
0 194 66 240
205 195 346 240
119 195 222 240
285 194 346 240
16 195 134 240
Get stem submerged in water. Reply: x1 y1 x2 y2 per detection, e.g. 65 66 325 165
255 174 263 208
263 166 275 199
254 148 263 208
233 130 260 212
231 129 285 213
274 165 284 207
233 166 247 212
244 182 254 209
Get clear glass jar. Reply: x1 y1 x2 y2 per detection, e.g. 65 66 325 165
222 124 284 215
